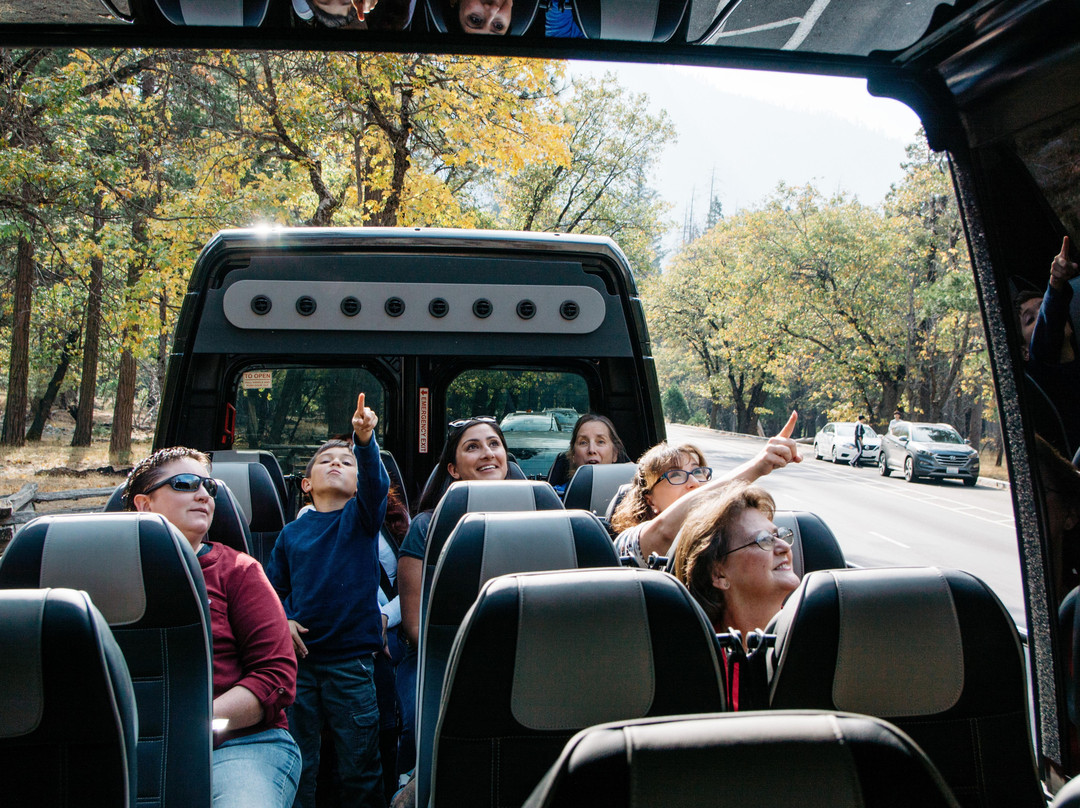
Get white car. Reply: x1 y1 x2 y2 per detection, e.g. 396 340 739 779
813 422 881 465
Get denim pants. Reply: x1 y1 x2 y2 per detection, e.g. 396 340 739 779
394 648 418 778
289 654 383 808
213 728 301 808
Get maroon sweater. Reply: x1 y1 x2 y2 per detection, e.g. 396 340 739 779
199 542 297 742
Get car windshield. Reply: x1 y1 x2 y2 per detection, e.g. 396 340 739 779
912 426 964 444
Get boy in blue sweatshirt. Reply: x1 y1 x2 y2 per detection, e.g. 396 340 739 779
267 393 390 808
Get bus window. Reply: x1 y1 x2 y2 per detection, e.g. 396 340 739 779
233 367 387 475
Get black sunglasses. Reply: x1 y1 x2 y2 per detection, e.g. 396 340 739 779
449 416 498 429
144 473 218 498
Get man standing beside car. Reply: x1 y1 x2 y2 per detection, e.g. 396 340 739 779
851 415 867 466
889 409 904 433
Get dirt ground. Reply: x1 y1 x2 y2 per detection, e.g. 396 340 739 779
0 1 127 24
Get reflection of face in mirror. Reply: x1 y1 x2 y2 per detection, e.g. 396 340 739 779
453 0 512 34
1036 436 1080 603
302 0 415 30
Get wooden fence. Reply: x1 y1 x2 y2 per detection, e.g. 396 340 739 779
0 484 117 553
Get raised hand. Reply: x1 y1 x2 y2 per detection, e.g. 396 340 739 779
758 410 802 474
352 392 379 446
1050 236 1078 290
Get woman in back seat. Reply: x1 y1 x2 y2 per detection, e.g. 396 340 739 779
125 447 300 808
672 482 801 709
610 411 801 567
394 416 511 779
547 413 630 495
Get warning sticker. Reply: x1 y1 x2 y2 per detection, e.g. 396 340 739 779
242 371 273 390
419 387 430 453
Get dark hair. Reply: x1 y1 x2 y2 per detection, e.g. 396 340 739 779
562 414 627 479
305 0 354 27
305 0 414 29
672 482 776 628
123 446 212 509
609 442 707 534
384 484 410 544
415 417 509 514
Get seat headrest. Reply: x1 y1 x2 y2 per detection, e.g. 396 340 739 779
0 513 209 631
523 711 960 808
563 462 638 515
152 0 270 25
572 0 690 41
210 461 285 532
212 449 289 512
425 479 564 566
428 509 620 622
771 510 846 576
444 568 724 731
771 567 967 717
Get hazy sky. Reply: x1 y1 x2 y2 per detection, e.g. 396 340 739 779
570 61 924 244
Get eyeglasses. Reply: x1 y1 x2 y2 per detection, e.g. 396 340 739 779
143 473 218 498
717 527 794 558
449 416 498 429
657 466 712 486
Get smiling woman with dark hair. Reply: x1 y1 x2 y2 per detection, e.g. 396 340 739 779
392 415 510 777
126 447 300 808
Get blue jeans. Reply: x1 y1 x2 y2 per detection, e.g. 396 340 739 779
213 728 301 808
394 647 418 778
289 654 383 808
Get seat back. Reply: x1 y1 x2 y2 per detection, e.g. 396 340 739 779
211 449 289 517
152 0 270 25
105 479 253 556
0 513 214 808
380 449 409 513
562 462 638 516
522 711 961 808
415 510 621 808
767 566 1042 808
419 479 564 630
572 0 690 41
430 567 725 808
0 588 139 808
208 461 285 566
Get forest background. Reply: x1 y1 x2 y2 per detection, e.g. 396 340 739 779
0 48 998 473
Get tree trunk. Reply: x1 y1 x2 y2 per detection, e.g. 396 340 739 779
26 329 81 441
110 345 137 464
1 235 35 447
72 193 105 447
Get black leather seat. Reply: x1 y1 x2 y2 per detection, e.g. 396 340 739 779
0 513 214 808
0 587 139 808
105 479 253 556
211 448 290 517
523 710 962 808
767 566 1042 808
771 510 846 574
206 460 285 566
572 0 690 41
428 567 725 808
562 462 638 516
418 479 564 634
149 0 270 25
414 509 621 808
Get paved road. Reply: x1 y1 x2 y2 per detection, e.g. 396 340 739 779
668 424 1025 625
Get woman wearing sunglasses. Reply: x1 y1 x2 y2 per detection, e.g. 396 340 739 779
610 411 802 567
672 482 801 709
125 447 300 808
393 415 509 778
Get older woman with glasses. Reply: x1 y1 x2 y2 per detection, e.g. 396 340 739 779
672 482 801 708
125 447 300 808
609 411 802 567
394 415 510 777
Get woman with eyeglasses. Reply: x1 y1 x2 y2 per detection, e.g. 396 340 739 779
672 482 800 709
393 415 509 778
125 447 300 808
609 411 802 567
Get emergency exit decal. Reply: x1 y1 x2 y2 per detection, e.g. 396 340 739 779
419 387 430 453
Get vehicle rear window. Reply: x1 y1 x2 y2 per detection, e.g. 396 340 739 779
233 366 387 474
445 369 589 478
